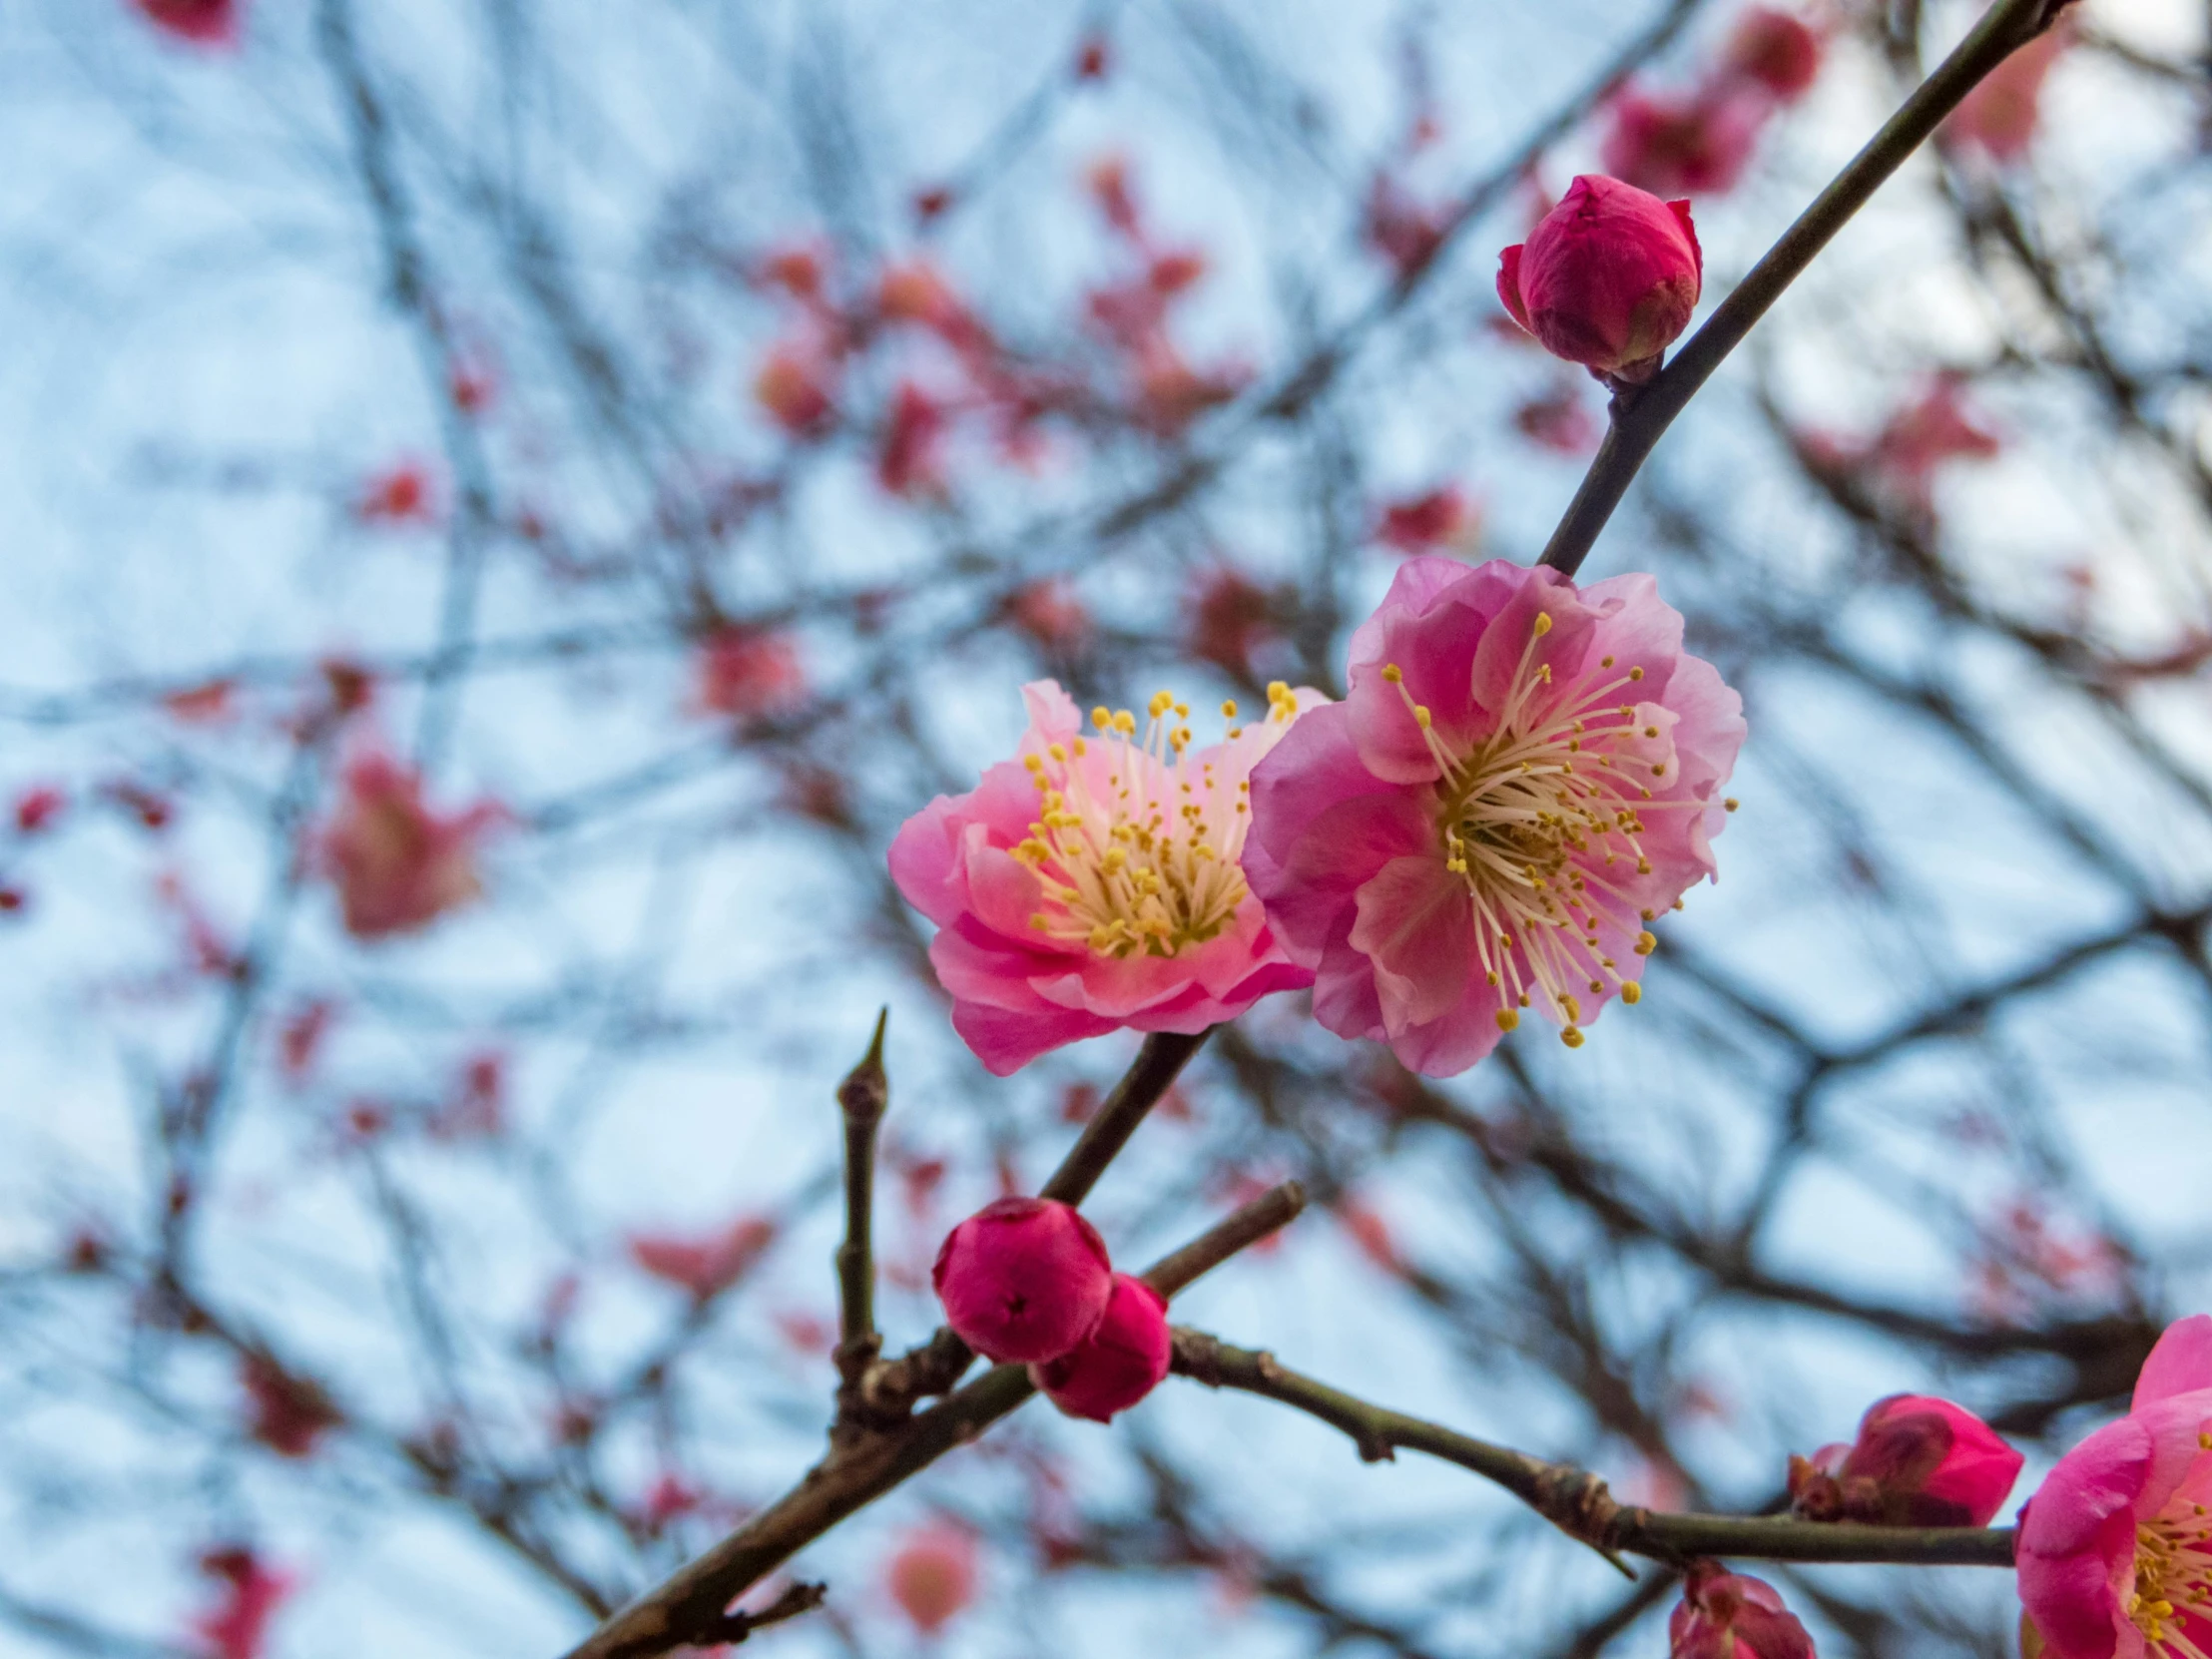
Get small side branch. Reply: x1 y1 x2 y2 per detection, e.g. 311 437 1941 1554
1538 0 2076 578
1172 1331 2018 1571
1039 1028 1208 1206
561 1185 1308 1659
832 1009 889 1410
693 1581 828 1646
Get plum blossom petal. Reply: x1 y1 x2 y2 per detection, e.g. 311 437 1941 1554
890 681 1325 1073
1246 557 1743 1075
2019 1316 2212 1659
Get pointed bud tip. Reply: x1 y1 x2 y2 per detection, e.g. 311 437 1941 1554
836 1007 891 1121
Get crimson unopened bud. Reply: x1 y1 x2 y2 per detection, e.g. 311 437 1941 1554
1670 1561 1816 1659
1787 1393 2022 1527
931 1197 1112 1364
1497 176 1702 385
1032 1273 1171 1421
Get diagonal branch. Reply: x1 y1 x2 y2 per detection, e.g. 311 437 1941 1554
1539 0 2076 578
1171 1330 2017 1569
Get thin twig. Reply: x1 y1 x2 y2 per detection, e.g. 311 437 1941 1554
1038 1028 1209 1205
833 1009 889 1405
1537 0 2076 578
1171 1331 2017 1569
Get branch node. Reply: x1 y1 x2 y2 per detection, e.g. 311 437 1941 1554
697 1580 829 1646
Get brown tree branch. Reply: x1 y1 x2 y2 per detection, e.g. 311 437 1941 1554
1171 1330 2017 1569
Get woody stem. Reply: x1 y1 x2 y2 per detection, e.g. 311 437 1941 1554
1171 1331 2017 1569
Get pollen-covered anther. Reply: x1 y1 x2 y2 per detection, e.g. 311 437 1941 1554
1013 691 1273 962
1373 603 1699 1051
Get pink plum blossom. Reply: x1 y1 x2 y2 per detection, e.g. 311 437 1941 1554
1243 557 1744 1075
1670 1562 1817 1659
1789 1393 2022 1526
2018 1314 2212 1659
888 680 1322 1074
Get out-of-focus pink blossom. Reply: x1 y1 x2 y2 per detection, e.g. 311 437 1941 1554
2019 1315 2212 1659
754 345 836 435
276 999 334 1084
192 1547 291 1659
1188 567 1282 679
887 680 1321 1074
319 754 500 940
627 1215 778 1302
1601 85 1767 198
240 1352 342 1458
165 680 236 725
758 243 829 303
1497 176 1702 384
876 258 996 363
1033 1273 1172 1421
14 786 65 835
1365 173 1449 279
354 460 437 526
431 1050 506 1140
1720 8 1824 103
1003 580 1093 656
694 626 807 720
1341 1201 1404 1275
1515 384 1602 453
1869 375 2001 503
1670 1561 1817 1659
1243 557 1744 1075
886 1526 978 1634
136 0 239 46
1133 344 1248 436
1789 1394 2022 1526
1086 156 1142 243
878 381 950 498
1376 487 1474 555
931 1196 1113 1364
1945 27 2068 162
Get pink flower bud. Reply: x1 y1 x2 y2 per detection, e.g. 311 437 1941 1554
1032 1273 1171 1421
1722 9 1824 103
1670 1562 1816 1659
1790 1393 2022 1527
1496 176 1702 384
931 1197 1113 1364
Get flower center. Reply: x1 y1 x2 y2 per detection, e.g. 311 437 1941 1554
1017 684 1300 959
1384 608 1735 1046
2133 1493 2212 1656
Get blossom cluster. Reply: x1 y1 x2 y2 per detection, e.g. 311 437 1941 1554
894 558 1743 1077
932 1197 1172 1422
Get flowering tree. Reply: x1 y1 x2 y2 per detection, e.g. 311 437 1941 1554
1 1 2204 1657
